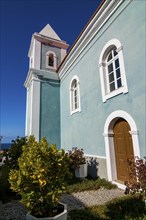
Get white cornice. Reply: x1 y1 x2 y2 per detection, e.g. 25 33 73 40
24 68 60 88
24 69 32 88
28 32 69 58
34 34 69 49
58 0 131 80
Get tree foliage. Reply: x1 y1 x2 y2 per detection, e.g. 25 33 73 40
4 136 27 169
0 136 27 202
9 135 71 217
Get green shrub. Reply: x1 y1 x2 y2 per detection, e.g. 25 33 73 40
69 194 146 220
105 193 145 219
4 136 27 169
0 137 27 202
9 136 71 217
0 166 15 202
66 178 117 194
68 209 101 220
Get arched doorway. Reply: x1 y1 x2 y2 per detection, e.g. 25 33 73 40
113 118 134 183
104 110 140 188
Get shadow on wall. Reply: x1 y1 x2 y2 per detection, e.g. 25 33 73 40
87 157 99 179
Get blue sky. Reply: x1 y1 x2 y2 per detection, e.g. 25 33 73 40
0 0 102 143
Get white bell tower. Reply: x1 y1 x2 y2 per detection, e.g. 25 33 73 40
24 24 69 141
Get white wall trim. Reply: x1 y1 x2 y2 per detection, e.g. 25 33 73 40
103 110 140 185
99 38 128 102
46 50 57 70
25 88 28 136
59 0 132 80
61 48 67 62
30 75 40 141
25 72 40 141
85 154 106 159
30 82 33 136
34 40 41 70
29 39 35 68
69 75 81 115
99 39 121 64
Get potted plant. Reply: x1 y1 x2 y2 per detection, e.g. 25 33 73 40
67 147 87 178
9 136 71 220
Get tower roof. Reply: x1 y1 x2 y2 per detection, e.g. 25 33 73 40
39 24 61 41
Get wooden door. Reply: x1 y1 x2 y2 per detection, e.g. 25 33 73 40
113 118 134 182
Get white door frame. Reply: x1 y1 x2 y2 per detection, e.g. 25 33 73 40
103 110 140 189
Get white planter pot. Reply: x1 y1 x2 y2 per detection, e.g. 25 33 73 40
75 163 87 178
26 203 67 220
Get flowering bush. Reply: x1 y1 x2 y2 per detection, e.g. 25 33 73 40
67 147 86 169
124 156 146 195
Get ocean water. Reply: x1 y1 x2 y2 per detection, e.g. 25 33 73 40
0 143 11 150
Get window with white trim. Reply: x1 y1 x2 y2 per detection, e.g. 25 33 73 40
99 39 128 102
70 76 81 115
48 53 54 66
46 51 57 69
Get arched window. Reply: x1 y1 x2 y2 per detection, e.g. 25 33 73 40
46 51 57 69
48 53 54 67
99 39 128 102
106 47 122 93
70 76 81 115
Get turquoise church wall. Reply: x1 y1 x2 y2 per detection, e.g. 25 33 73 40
40 78 60 147
39 38 62 147
60 1 145 157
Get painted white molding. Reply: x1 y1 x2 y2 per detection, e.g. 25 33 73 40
25 72 40 141
59 0 132 80
129 130 139 135
28 38 41 70
28 36 34 58
34 40 41 70
112 181 126 190
85 154 106 159
69 75 81 115
99 38 128 102
61 48 67 62
24 68 60 89
46 51 57 70
99 39 121 64
30 77 40 141
103 110 140 185
25 88 29 136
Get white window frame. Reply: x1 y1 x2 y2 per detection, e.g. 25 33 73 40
46 51 57 70
99 39 128 102
70 75 81 115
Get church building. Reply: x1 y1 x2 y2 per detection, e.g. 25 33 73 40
25 0 145 189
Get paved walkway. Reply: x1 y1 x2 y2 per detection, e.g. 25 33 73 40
0 188 124 220
61 188 124 211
